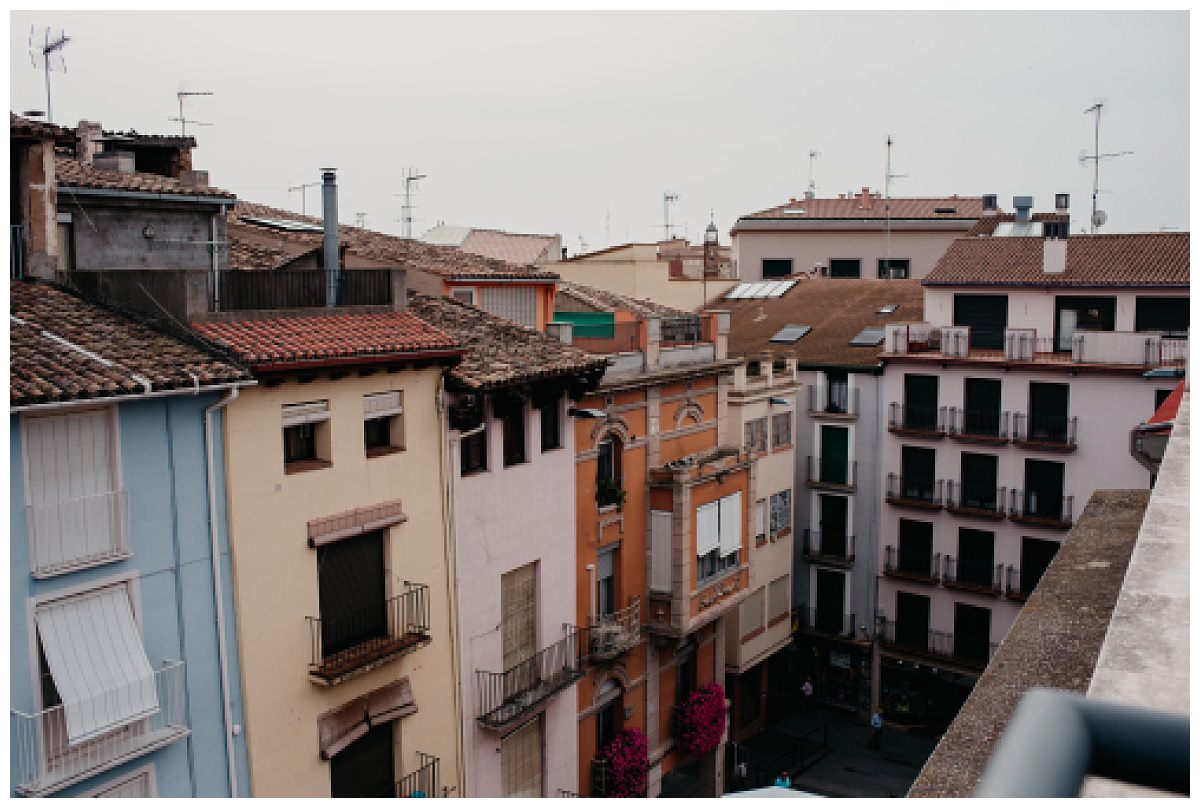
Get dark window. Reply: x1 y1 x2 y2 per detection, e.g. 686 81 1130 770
317 530 387 660
825 370 849 413
877 258 910 279
957 528 995 587
501 405 526 467
1155 388 1174 411
815 568 845 634
895 591 930 648
56 221 75 273
331 721 395 798
1055 296 1116 351
819 425 849 484
597 548 616 618
953 603 991 663
460 406 488 475
38 642 61 710
953 294 1009 350
1028 382 1070 443
960 452 998 510
364 418 391 453
1135 297 1190 336
963 378 1002 437
897 519 933 576
597 694 622 754
829 258 861 278
901 446 936 500
596 437 624 508
903 374 939 430
675 644 697 705
762 258 793 278
538 398 561 452
819 495 848 558
1024 459 1066 520
1042 220 1069 239
1020 537 1060 594
284 423 318 464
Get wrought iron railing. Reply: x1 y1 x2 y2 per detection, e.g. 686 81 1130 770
888 403 946 434
1005 565 1037 602
212 269 393 311
1012 413 1078 448
802 529 855 563
1009 490 1074 527
945 482 1007 518
475 627 583 729
795 605 857 638
808 384 859 416
12 661 188 796
26 488 130 577
588 597 641 661
876 619 997 668
883 545 941 582
307 582 430 683
807 455 857 488
947 407 1009 440
942 556 1003 593
11 223 25 279
395 752 440 798
885 473 943 508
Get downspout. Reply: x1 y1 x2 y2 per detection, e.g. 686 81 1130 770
204 386 241 797
211 208 221 312
437 375 466 798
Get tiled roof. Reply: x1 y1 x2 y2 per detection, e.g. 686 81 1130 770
10 113 75 144
460 229 559 265
99 129 196 148
56 157 236 200
231 202 559 281
192 310 460 368
407 293 608 390
736 193 984 223
725 278 925 368
555 281 691 319
226 221 320 270
11 280 250 407
965 211 1071 236
924 233 1190 288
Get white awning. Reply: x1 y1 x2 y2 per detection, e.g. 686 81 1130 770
696 501 720 557
282 400 331 427
719 492 743 557
35 585 158 744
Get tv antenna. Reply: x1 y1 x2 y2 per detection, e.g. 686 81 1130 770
169 90 214 137
354 212 367 229
806 149 821 197
578 233 589 253
287 181 320 215
883 135 908 278
394 168 427 239
28 26 71 124
662 191 679 241
1080 100 1133 232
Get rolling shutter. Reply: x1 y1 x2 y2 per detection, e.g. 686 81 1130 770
501 717 544 797
482 287 538 329
650 511 673 593
501 564 537 672
718 492 742 557
363 392 403 419
282 400 330 427
696 502 720 556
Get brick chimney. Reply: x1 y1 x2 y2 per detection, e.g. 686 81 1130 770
858 186 872 210
75 120 103 164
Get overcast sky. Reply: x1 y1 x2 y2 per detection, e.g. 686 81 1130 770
10 11 1189 251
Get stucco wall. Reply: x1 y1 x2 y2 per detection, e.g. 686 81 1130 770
63 198 225 272
558 246 737 312
733 229 967 283
923 287 1189 333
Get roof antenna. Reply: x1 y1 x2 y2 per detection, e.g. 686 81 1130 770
1080 99 1133 232
287 181 320 215
169 88 214 137
28 25 71 124
662 191 679 241
883 136 909 279
394 168 427 239
806 149 821 199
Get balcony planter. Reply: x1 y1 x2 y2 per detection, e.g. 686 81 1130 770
597 728 648 798
675 682 727 757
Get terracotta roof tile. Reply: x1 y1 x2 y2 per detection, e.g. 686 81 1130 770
56 156 236 199
10 113 75 144
737 193 984 224
11 280 250 407
965 212 1070 236
459 229 559 265
192 310 460 368
555 281 691 319
925 233 1190 288
407 293 607 390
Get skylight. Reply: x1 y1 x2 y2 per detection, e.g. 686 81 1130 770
769 325 811 344
724 280 798 300
877 304 899 315
240 215 325 233
849 327 885 347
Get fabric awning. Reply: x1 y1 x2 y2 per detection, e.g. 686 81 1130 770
35 585 158 744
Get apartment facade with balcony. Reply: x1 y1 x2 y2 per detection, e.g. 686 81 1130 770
9 280 254 798
875 230 1188 732
407 294 608 797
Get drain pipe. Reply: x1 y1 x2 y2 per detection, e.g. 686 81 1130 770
437 377 467 798
204 385 242 797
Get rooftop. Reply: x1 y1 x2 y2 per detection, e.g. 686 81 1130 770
924 232 1190 288
724 278 924 368
555 280 691 319
422 224 560 265
965 211 1071 237
11 280 250 408
406 293 608 391
55 156 236 200
10 113 75 144
734 191 985 227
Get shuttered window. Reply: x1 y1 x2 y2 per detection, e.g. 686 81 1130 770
23 410 125 575
769 489 791 535
482 287 538 329
744 418 767 453
741 587 764 636
718 492 742 557
696 502 720 556
771 412 792 448
768 575 790 622
501 563 537 672
753 499 766 541
650 511 673 593
501 717 544 797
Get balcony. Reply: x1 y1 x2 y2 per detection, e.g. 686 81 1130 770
587 597 641 662
571 321 644 355
941 557 1003 596
1012 413 1078 452
885 474 943 510
806 455 857 491
660 315 705 346
807 384 859 420
1009 490 1074 530
876 619 998 671
801 529 855 568
26 488 132 578
1004 566 1034 603
887 403 947 438
475 627 584 730
12 661 189 797
794 605 859 640
883 545 941 585
945 482 1007 520
395 752 441 798
947 408 1010 445
307 583 431 685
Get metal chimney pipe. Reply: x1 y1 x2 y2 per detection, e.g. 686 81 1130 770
321 168 339 307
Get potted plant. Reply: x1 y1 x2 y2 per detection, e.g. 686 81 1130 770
599 727 647 797
596 477 627 510
675 682 727 757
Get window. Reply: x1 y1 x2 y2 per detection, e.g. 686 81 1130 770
56 217 75 272
954 294 1009 350
1020 536 1060 595
1023 459 1066 521
282 400 330 472
1042 220 1069 239
829 258 861 278
762 258 793 279
953 603 991 663
1135 296 1189 336
23 409 127 576
363 391 404 457
482 287 538 329
501 563 538 681
768 575 790 623
537 397 561 452
819 425 850 484
745 417 768 453
825 371 849 413
957 528 996 587
877 258 910 279
450 288 477 306
459 401 488 476
741 587 765 636
901 446 937 501
697 492 742 585
959 452 998 510
317 531 387 661
895 591 930 648
896 519 933 576
1028 382 1070 443
500 402 527 467
595 681 623 756
769 489 791 537
753 499 766 543
1055 296 1116 351
1155 388 1174 411
596 436 624 508
903 374 939 430
331 721 395 798
771 411 792 448
501 717 544 797
597 548 616 618
963 378 1002 437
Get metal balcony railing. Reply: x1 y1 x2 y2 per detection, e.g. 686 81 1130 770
802 529 855 564
885 473 944 509
660 315 703 345
795 605 857 639
588 597 641 661
808 384 859 416
1005 565 1036 602
942 557 1004 594
11 223 25 279
876 619 997 669
883 545 941 582
945 482 1007 518
395 752 440 798
888 403 946 435
212 269 394 311
475 627 583 729
26 488 131 577
572 322 643 355
307 582 431 684
12 661 189 797
806 455 857 489
1012 413 1078 449
947 407 1009 441
1009 490 1074 528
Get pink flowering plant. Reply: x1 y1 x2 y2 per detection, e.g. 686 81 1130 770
600 727 648 798
676 682 727 757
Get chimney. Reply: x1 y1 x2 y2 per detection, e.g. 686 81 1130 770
178 169 209 188
982 193 998 212
858 186 872 210
93 150 135 174
1013 196 1033 223
804 190 815 200
75 120 103 163
561 246 568 260
1043 238 1067 274
321 168 339 307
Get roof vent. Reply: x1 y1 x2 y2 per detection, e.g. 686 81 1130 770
1013 196 1034 223
933 206 957 214
876 304 899 315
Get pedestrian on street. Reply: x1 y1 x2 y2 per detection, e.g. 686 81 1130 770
868 710 883 750
774 771 792 789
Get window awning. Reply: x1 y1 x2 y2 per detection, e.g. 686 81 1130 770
35 585 158 744
363 392 403 419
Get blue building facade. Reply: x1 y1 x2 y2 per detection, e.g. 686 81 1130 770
9 393 252 797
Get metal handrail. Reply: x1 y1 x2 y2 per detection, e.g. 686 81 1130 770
795 605 857 638
1009 489 1074 525
947 407 1009 439
886 473 944 506
306 582 430 675
975 688 1189 797
803 529 855 562
1013 413 1078 446
942 556 1004 592
807 455 857 487
888 402 946 433
883 545 940 580
877 619 997 666
588 597 641 659
945 482 1007 516
395 752 440 798
808 384 858 416
475 626 583 728
26 488 130 576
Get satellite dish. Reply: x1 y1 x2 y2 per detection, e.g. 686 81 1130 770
1091 210 1108 228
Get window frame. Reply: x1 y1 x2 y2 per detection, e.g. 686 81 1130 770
761 258 793 279
877 258 910 279
744 416 768 454
771 411 792 449
500 402 528 467
828 258 861 279
282 400 332 474
537 397 561 453
363 391 405 458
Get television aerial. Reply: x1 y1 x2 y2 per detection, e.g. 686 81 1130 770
1080 99 1133 233
169 88 214 137
28 25 71 123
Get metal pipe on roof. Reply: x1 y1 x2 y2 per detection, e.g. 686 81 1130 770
321 169 339 307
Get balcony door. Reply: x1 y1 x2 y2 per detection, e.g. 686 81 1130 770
815 569 845 634
903 374 939 430
963 378 1001 436
957 528 995 587
1021 537 1060 594
819 425 849 484
1024 459 1065 520
960 452 998 510
331 720 395 798
953 603 991 663
1028 382 1069 443
897 519 932 576
953 294 1008 350
502 563 538 698
1055 296 1115 351
818 495 848 557
825 370 849 413
901 446 936 500
895 591 930 649
318 530 386 659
